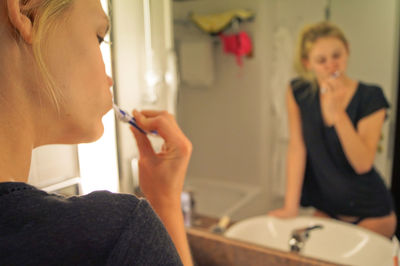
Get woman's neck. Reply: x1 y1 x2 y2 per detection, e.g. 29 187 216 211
0 120 33 183
0 11 48 183
0 55 35 183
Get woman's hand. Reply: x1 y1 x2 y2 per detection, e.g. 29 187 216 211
320 72 348 124
268 207 298 219
131 110 192 207
131 110 194 266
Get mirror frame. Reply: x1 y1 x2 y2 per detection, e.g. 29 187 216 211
390 27 400 240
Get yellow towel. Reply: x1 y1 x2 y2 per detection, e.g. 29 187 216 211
190 9 254 35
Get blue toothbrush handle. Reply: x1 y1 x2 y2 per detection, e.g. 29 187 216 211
128 120 158 135
128 120 147 134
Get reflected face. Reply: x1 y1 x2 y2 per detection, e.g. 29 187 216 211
44 0 112 144
305 37 349 80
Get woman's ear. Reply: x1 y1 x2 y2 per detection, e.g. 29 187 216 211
7 0 34 44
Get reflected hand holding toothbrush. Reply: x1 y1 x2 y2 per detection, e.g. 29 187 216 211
321 71 341 94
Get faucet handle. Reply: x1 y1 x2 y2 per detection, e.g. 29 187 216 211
292 224 324 242
303 224 323 235
181 190 195 227
289 224 324 253
307 225 323 230
292 224 323 239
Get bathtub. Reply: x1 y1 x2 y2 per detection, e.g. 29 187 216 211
183 177 261 220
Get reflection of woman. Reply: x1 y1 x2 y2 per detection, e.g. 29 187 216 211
269 21 396 238
0 0 192 264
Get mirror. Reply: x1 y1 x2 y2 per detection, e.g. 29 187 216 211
172 0 399 220
110 0 400 264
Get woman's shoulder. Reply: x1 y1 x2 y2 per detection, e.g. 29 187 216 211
9 186 147 224
357 81 384 94
69 190 146 217
289 78 314 104
0 184 147 225
357 81 388 104
0 184 175 264
290 77 311 91
355 81 390 118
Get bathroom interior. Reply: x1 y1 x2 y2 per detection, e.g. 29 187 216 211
28 0 400 265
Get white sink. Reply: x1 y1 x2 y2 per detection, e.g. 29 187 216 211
224 215 395 266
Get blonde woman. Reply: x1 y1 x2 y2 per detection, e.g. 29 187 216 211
269 21 396 238
0 0 193 265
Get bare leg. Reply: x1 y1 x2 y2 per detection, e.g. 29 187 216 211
313 209 331 218
313 209 396 239
358 212 396 239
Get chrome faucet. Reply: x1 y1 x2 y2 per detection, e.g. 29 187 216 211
181 190 195 227
288 225 323 253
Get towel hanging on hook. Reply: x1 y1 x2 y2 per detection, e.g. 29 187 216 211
219 31 253 67
190 9 255 35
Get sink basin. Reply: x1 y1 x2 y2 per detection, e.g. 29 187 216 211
225 215 394 266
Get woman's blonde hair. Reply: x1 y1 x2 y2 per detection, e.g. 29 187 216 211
294 21 348 91
21 0 75 110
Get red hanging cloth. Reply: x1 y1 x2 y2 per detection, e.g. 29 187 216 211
219 31 253 66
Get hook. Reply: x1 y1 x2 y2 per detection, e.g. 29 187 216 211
325 0 332 21
231 18 241 34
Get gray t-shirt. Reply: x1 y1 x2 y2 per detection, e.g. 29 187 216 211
0 182 182 266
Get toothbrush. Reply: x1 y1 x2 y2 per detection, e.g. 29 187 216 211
112 104 157 135
321 71 341 94
332 70 340 78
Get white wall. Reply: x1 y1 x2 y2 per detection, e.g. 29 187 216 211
174 0 271 185
29 145 80 188
174 0 274 218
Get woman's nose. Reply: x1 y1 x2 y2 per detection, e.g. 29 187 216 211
107 75 113 87
327 60 338 72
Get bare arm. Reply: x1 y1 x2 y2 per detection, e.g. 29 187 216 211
284 88 307 212
333 109 386 174
269 87 307 217
322 75 386 175
132 110 193 266
148 197 192 266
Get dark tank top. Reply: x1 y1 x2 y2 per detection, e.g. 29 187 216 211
291 79 393 218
